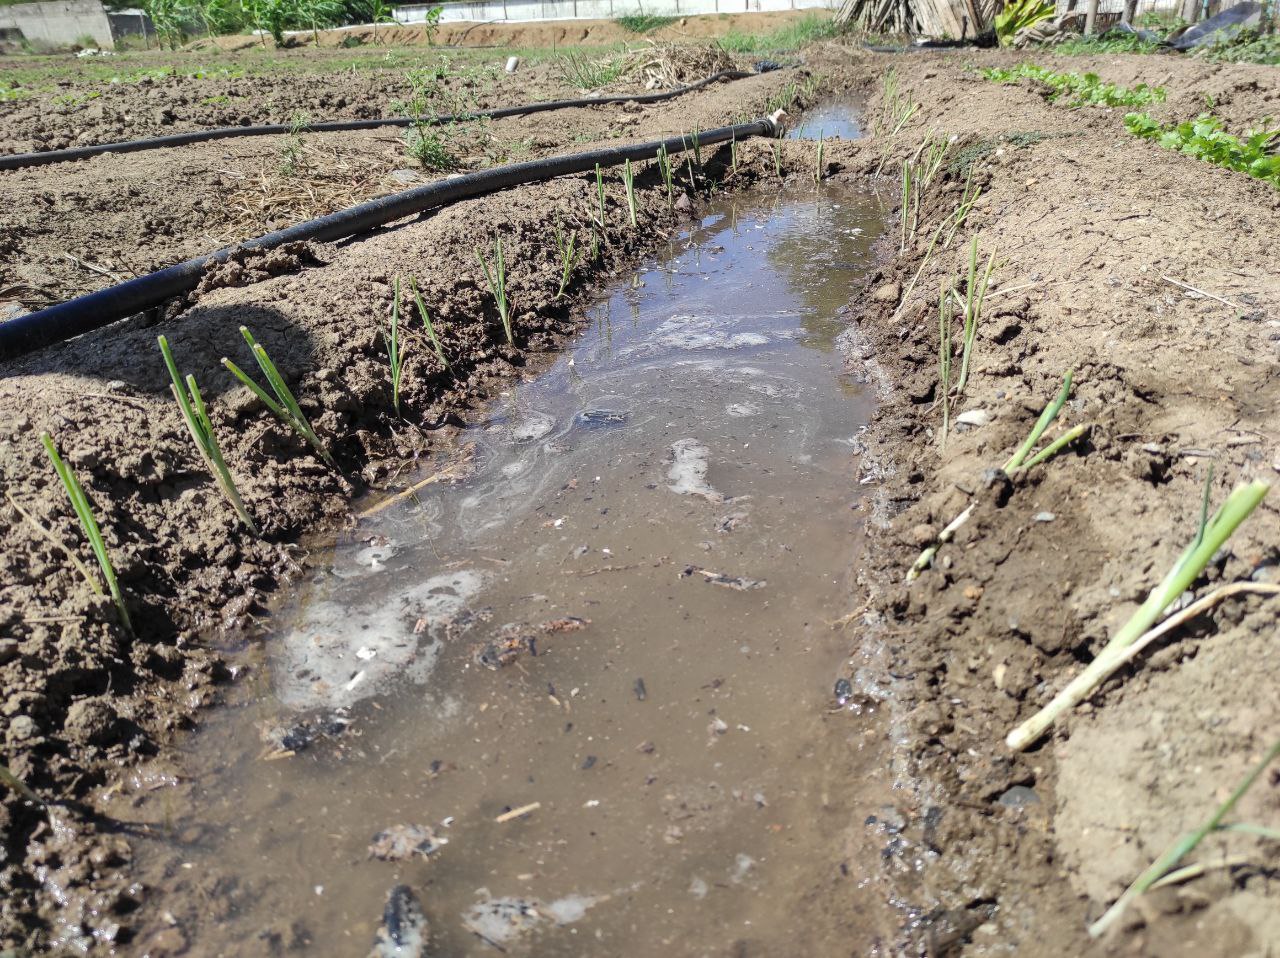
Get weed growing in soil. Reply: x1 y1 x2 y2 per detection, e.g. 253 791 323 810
621 159 639 227
936 285 953 448
1090 736 1280 937
773 140 783 178
657 145 674 203
160 336 259 535
873 68 920 174
558 51 624 90
39 432 134 633
1192 27 1280 65
594 163 607 225
392 58 482 170
981 64 1165 108
1125 113 1280 189
553 225 579 299
222 327 337 470
410 278 449 369
717 13 838 53
477 238 512 346
1007 474 1270 751
1055 29 1162 56
385 278 404 416
813 131 825 184
952 237 996 398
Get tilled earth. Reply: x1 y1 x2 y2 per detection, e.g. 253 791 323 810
1 36 1279 957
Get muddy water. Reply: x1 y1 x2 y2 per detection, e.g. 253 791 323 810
117 178 896 956
786 100 863 142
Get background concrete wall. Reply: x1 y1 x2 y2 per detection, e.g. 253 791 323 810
0 0 114 48
395 0 833 23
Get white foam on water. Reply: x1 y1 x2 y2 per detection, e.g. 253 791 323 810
636 314 772 354
272 569 486 710
666 439 722 502
725 402 761 418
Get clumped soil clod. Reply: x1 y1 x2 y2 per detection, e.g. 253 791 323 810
1 34 1279 958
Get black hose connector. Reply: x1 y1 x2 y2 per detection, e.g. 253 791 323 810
0 70 753 172
0 118 776 362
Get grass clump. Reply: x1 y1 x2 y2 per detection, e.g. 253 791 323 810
981 64 1165 108
718 14 838 53
39 432 133 634
1192 27 1280 65
616 11 676 32
477 237 513 346
222 327 337 470
558 51 625 90
1126 112 1280 189
159 336 259 535
1055 29 1163 56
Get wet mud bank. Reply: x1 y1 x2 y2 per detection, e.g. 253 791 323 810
816 45 1280 958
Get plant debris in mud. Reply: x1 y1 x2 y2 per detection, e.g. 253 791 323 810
368 824 448 862
471 616 590 669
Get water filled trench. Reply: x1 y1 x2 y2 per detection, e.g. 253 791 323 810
113 119 899 956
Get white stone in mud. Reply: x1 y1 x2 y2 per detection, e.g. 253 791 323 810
667 439 723 502
272 569 486 710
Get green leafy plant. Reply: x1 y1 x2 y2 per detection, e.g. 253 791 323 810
221 327 336 469
160 335 259 534
477 237 512 346
993 0 1055 46
982 64 1165 107
1126 112 1280 189
716 14 837 53
393 59 481 171
553 225 578 299
410 278 449 369
1055 29 1162 56
40 432 134 633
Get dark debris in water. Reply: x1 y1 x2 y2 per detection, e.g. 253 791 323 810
370 884 430 958
260 710 351 758
472 617 591 670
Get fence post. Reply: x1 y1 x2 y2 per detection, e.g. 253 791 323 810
1084 0 1099 32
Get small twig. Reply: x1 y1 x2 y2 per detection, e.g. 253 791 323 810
907 503 975 582
5 491 100 592
357 453 474 519
494 801 541 823
1148 854 1253 891
1103 582 1280 677
1159 275 1246 311
986 281 1040 299
62 252 125 283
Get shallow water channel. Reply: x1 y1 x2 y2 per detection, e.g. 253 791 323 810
119 172 895 956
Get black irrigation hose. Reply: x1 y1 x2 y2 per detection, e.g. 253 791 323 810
0 117 777 362
0 70 754 172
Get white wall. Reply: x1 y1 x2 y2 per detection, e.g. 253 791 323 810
395 0 833 24
0 0 114 47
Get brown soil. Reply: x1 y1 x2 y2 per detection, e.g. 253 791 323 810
2 36 1279 958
